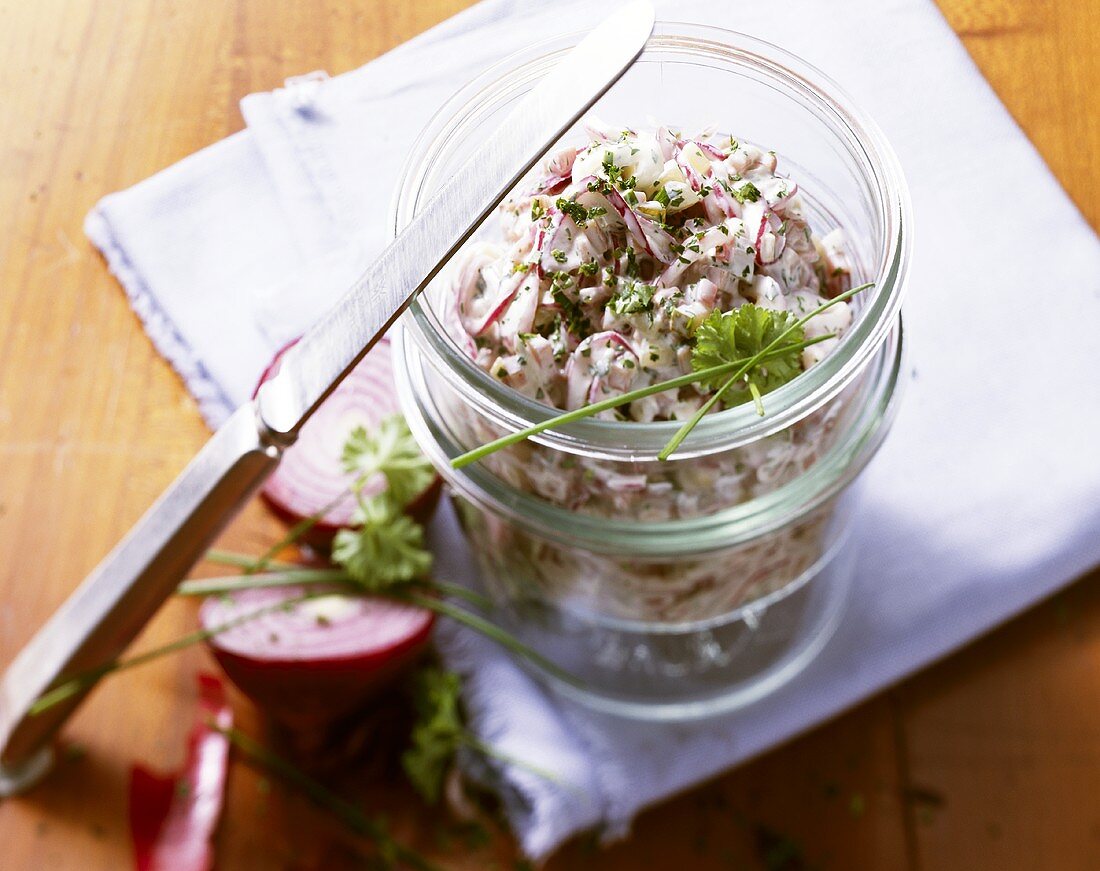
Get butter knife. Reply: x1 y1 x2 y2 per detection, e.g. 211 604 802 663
0 1 654 794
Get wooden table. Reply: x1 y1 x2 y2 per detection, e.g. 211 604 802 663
2 1 1098 868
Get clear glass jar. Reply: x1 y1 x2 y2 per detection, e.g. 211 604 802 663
391 24 911 718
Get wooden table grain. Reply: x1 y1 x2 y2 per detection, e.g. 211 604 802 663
1 1 1098 868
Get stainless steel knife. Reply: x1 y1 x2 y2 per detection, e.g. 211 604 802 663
0 1 654 795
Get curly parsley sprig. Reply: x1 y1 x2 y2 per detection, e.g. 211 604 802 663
402 668 465 803
331 495 433 590
658 304 804 461
32 416 583 717
342 414 437 507
451 283 872 468
657 285 866 459
402 667 570 805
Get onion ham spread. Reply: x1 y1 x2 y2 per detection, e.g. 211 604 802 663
438 124 860 621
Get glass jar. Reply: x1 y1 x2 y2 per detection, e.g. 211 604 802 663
391 24 911 718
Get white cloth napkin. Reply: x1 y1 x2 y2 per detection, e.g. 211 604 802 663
86 0 1100 858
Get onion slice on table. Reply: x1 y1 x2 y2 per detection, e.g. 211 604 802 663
201 586 434 733
128 674 232 871
255 338 442 547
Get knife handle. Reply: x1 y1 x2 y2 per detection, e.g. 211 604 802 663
0 404 280 794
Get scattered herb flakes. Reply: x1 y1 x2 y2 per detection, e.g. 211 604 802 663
608 281 655 316
730 181 762 204
653 185 684 209
754 825 809 871
904 785 945 826
551 285 591 335
555 195 606 227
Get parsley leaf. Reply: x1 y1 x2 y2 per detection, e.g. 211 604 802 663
730 181 762 204
331 495 432 590
341 414 435 508
555 196 606 228
402 668 465 804
608 281 655 316
653 185 684 209
690 305 804 405
550 284 591 335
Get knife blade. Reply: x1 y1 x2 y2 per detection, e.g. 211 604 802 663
0 1 655 793
257 1 655 441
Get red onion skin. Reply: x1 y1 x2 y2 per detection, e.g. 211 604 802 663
202 591 434 733
254 339 442 547
128 674 232 871
471 270 524 335
696 140 729 161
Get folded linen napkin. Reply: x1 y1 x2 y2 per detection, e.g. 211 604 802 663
85 0 1100 858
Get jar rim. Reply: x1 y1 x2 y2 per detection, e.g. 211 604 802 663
391 22 913 461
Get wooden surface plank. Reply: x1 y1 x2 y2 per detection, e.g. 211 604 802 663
0 1 1096 868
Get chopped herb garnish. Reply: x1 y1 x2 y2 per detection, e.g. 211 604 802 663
556 195 606 227
609 281 655 316
653 185 684 209
551 285 591 335
731 181 762 204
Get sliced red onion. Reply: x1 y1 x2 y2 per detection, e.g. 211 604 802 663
604 187 675 263
768 181 799 215
696 140 729 161
202 586 434 732
496 272 541 347
605 473 648 492
530 173 569 197
255 339 441 546
655 126 680 162
754 209 786 267
471 269 525 336
675 147 706 191
129 674 231 871
604 187 649 252
539 211 577 274
566 331 638 408
528 145 578 196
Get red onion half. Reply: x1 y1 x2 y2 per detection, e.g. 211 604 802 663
255 338 441 547
201 586 433 732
